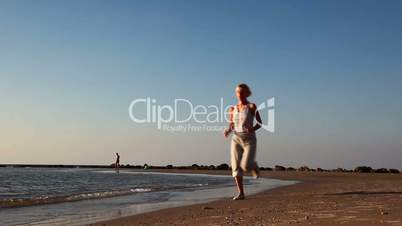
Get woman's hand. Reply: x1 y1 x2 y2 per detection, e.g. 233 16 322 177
243 126 254 134
223 128 232 138
224 122 234 138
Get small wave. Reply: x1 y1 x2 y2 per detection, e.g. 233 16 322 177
0 187 153 208
65 187 153 201
130 188 152 192
0 183 213 209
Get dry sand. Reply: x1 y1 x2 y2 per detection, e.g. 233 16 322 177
90 169 402 226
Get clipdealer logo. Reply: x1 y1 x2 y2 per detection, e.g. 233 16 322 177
128 97 275 133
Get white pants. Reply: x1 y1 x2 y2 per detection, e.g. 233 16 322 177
230 133 257 177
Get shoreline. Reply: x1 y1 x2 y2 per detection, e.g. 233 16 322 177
0 169 294 226
90 169 402 226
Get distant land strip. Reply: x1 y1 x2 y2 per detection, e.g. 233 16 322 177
0 164 399 174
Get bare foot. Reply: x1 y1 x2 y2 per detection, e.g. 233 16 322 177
252 162 260 179
232 193 245 200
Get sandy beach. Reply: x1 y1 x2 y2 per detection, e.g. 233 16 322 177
90 169 402 226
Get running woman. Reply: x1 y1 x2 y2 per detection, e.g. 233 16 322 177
224 83 262 200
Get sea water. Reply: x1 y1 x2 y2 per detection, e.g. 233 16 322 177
0 167 297 226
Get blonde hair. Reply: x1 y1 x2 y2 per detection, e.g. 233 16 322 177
237 83 252 97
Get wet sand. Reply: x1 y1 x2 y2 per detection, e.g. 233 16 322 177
91 169 402 226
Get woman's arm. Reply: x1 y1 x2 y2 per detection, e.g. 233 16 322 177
253 109 262 131
250 103 262 132
224 106 234 137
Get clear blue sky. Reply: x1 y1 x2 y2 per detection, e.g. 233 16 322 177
1 0 402 169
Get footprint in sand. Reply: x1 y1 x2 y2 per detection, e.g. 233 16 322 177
350 204 385 210
312 213 336 219
335 215 357 221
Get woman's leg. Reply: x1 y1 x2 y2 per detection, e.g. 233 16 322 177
231 136 245 199
240 135 258 177
252 161 260 179
234 175 244 195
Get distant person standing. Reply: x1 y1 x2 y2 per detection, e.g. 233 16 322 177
115 153 120 173
224 83 262 200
